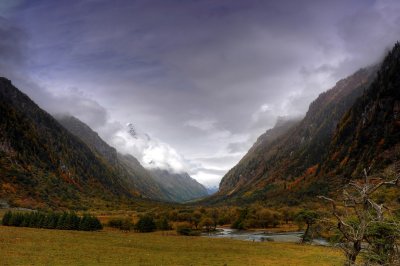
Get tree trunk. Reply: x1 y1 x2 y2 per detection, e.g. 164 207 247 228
302 224 310 243
345 240 361 265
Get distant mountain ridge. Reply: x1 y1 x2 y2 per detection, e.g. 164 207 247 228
206 186 219 195
56 115 168 201
149 168 208 202
123 121 209 202
57 115 208 203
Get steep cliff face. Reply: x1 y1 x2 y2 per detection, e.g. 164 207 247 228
212 64 379 204
0 78 138 209
321 42 400 182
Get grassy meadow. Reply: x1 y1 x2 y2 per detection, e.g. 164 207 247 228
0 226 343 266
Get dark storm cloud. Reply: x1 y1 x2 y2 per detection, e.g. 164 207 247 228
0 14 109 130
0 16 27 79
3 0 400 186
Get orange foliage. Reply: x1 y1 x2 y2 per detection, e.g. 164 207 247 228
13 197 38 208
331 151 340 161
61 172 83 190
340 156 349 167
287 175 305 190
305 165 318 175
287 165 319 190
2 183 16 194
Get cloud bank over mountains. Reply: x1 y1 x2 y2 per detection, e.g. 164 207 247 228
112 123 190 174
1 0 400 186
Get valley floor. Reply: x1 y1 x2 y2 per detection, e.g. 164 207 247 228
0 226 343 265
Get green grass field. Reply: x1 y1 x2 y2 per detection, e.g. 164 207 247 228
0 226 343 266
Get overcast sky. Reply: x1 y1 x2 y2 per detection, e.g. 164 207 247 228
1 0 400 187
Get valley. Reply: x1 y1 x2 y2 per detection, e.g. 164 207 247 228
1 42 400 264
1 2 400 265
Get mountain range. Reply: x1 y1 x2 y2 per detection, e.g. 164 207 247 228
0 80 207 209
57 115 208 203
1 42 399 209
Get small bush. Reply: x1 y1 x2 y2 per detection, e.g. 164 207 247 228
199 217 214 232
156 217 171 231
231 219 246 230
108 218 134 231
108 218 124 229
135 215 156 233
176 222 200 236
120 218 133 231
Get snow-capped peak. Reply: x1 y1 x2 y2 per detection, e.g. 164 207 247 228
126 123 137 138
112 123 189 174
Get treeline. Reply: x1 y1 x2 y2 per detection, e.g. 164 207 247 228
104 204 326 237
1 211 102 231
106 204 303 236
162 205 298 231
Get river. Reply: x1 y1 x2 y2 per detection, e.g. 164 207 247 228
202 228 329 246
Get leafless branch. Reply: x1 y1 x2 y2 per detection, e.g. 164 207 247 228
368 176 400 195
317 195 356 241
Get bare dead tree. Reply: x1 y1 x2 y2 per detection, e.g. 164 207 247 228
318 165 400 265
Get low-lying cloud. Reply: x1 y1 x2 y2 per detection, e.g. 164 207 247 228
111 123 190 173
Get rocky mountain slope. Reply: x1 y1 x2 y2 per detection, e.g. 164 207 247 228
0 78 139 209
321 42 400 183
56 116 119 166
209 55 384 205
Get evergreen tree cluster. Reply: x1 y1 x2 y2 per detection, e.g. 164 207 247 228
108 218 133 231
134 215 157 232
1 211 102 231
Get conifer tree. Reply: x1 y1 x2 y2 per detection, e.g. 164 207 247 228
79 214 90 231
56 212 68 230
9 212 24 227
2 211 12 226
135 215 156 232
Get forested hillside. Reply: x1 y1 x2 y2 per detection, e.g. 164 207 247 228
210 65 378 204
321 42 400 182
0 78 139 209
208 44 400 205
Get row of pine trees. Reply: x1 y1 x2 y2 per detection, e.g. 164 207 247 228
1 211 102 231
